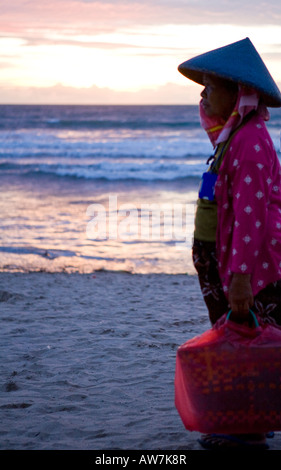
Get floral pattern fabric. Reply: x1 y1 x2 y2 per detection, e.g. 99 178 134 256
215 112 281 298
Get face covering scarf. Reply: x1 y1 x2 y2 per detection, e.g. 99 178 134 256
199 85 270 148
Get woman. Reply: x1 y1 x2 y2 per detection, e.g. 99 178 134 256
178 38 281 449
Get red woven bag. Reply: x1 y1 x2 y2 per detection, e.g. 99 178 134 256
175 311 281 434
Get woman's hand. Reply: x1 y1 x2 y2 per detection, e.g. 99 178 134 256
228 273 254 320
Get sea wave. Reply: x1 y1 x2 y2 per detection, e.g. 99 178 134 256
0 105 280 183
0 104 201 131
0 159 205 181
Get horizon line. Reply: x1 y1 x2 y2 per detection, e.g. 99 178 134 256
0 102 198 106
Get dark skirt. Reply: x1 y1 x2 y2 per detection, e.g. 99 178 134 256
192 238 281 326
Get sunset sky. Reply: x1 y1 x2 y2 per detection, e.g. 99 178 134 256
1 0 281 104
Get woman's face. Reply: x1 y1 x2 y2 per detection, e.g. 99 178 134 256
200 75 238 121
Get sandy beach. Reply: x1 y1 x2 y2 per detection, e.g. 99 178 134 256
1 270 281 451
1 271 202 451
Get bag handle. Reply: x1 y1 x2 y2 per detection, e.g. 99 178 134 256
226 309 259 328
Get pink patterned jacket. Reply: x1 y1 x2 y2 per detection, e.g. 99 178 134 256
215 112 281 298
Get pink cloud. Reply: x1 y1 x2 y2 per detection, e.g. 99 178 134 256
0 81 201 105
0 1 151 36
1 0 280 41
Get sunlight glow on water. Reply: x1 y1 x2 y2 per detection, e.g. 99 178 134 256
0 176 197 275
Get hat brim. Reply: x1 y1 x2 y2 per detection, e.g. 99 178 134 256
178 38 281 108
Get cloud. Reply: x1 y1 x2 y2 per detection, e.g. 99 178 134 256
1 78 281 105
0 81 202 105
0 1 280 104
0 2 280 80
1 0 281 40
1 1 281 55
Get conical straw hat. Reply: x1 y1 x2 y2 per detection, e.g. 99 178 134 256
178 37 281 107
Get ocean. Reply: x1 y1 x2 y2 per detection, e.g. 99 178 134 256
1 104 280 275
